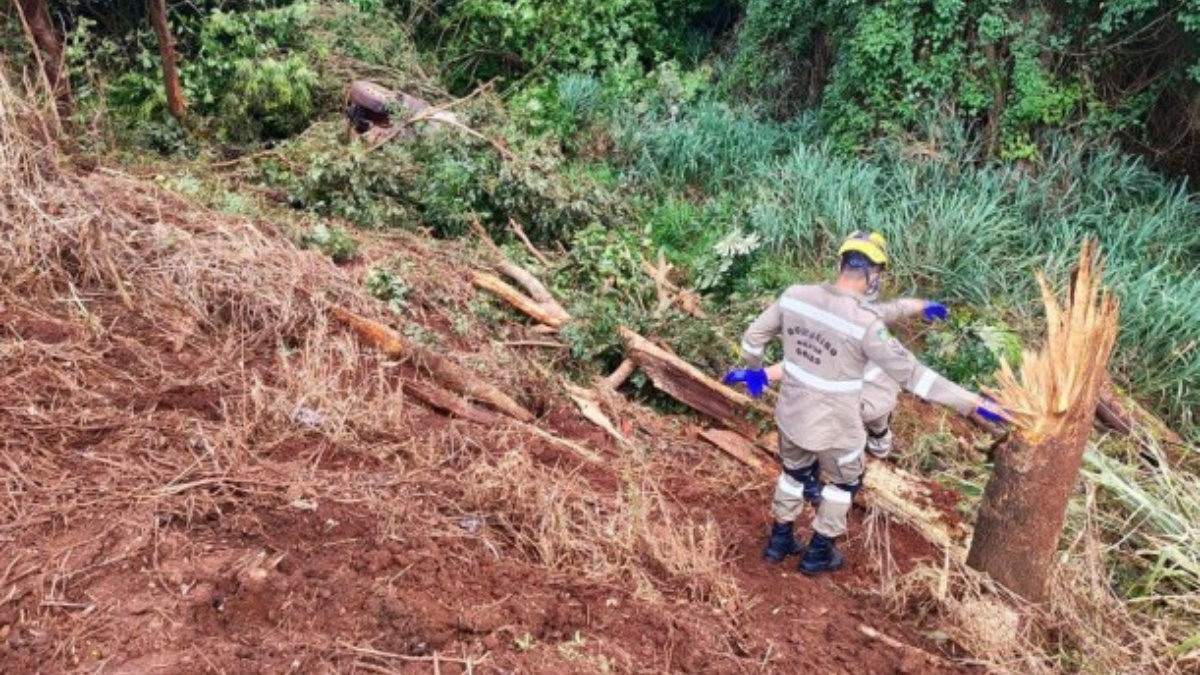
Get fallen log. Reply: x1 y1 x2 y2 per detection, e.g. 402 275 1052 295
496 260 570 321
471 271 569 328
402 382 503 426
863 460 970 553
698 428 772 474
331 306 535 423
619 327 771 438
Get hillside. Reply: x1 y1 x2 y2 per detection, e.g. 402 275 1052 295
2 1 1197 673
0 77 994 673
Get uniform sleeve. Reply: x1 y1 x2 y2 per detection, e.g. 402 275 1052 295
872 298 926 324
740 301 782 370
861 320 980 416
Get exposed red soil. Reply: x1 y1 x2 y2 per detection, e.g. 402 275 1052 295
1 218 981 675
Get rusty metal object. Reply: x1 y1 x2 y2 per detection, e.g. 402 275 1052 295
345 80 451 137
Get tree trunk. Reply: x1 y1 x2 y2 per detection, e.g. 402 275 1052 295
967 241 1120 602
148 0 186 123
13 0 72 115
619 327 772 438
330 306 535 423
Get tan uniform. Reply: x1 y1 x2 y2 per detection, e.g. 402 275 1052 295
741 284 979 537
861 299 922 457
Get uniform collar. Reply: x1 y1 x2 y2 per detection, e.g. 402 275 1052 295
821 282 866 300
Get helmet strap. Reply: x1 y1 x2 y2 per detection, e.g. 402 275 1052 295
865 268 882 296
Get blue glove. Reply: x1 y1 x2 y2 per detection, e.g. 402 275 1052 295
723 368 768 398
975 397 1007 425
923 301 949 322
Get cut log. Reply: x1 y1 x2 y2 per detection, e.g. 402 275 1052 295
471 271 569 328
601 359 636 390
698 429 772 474
968 241 1120 602
863 459 970 553
496 261 569 320
402 382 503 426
619 327 771 438
331 306 535 423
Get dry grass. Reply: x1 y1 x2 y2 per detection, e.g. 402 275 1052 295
880 480 1196 675
0 64 751 671
462 448 742 609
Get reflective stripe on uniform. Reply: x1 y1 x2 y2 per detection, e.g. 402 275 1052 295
740 340 763 357
784 361 863 393
776 473 807 498
821 485 853 504
779 297 867 341
863 364 883 381
913 368 938 399
837 448 864 466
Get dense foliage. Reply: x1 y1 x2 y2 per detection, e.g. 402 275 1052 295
727 0 1200 174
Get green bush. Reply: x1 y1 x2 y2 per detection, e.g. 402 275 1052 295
65 2 321 147
301 224 360 262
275 122 622 243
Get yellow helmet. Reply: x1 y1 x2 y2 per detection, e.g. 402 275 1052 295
837 231 888 268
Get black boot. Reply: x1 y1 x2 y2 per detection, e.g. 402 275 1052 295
762 522 804 563
798 532 844 576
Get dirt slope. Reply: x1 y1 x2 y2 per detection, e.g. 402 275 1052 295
0 108 979 674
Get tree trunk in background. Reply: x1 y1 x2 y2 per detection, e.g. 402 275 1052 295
966 241 1119 603
148 0 186 123
14 0 72 113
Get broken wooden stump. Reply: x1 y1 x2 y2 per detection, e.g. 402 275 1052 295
968 240 1120 603
331 306 535 423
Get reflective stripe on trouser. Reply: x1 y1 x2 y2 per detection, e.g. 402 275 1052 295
864 414 892 459
773 433 866 527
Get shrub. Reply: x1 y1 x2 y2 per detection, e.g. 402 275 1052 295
301 224 359 263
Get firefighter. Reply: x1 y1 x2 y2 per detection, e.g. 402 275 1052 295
724 232 1003 575
762 296 946 460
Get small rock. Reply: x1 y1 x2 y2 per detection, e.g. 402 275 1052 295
125 599 153 616
291 407 324 429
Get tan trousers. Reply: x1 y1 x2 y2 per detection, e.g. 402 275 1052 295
864 413 893 458
772 433 864 538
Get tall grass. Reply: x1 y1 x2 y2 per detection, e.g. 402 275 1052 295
618 100 815 192
1083 441 1199 609
619 106 1200 437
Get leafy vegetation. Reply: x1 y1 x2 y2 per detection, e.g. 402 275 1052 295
6 3 1196 662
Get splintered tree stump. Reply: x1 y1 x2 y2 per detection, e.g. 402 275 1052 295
619 327 771 438
967 241 1120 603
